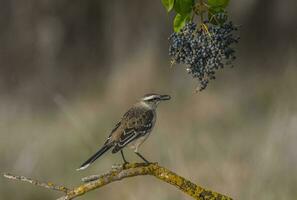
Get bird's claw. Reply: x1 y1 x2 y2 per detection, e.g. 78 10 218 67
122 162 130 169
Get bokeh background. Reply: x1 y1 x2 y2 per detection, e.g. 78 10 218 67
1 0 297 199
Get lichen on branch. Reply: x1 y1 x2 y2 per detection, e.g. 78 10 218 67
3 163 232 200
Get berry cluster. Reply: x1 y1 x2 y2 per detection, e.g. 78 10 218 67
169 20 239 91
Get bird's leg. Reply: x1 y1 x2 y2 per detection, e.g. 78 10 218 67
135 152 150 164
120 150 129 165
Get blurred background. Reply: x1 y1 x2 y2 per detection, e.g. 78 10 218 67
1 0 297 199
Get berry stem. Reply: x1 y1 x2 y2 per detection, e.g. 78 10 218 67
199 0 204 23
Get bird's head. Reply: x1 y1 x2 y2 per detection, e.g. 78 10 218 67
140 93 171 109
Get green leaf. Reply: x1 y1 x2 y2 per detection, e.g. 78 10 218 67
161 0 175 12
173 13 190 32
174 0 194 15
207 0 229 8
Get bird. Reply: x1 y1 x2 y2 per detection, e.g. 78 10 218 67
77 93 171 170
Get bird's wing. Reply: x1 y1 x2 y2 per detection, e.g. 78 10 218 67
112 107 154 152
104 121 121 145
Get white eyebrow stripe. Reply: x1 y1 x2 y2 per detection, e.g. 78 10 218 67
143 95 158 101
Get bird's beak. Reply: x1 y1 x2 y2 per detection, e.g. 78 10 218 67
160 94 171 101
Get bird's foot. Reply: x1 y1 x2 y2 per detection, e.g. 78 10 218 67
135 152 151 164
122 161 130 169
144 160 150 164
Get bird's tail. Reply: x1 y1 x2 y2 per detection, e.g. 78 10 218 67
77 144 112 171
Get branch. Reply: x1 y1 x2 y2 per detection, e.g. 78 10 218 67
3 173 69 193
3 163 232 200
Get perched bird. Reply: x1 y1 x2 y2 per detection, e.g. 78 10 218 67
77 93 171 170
